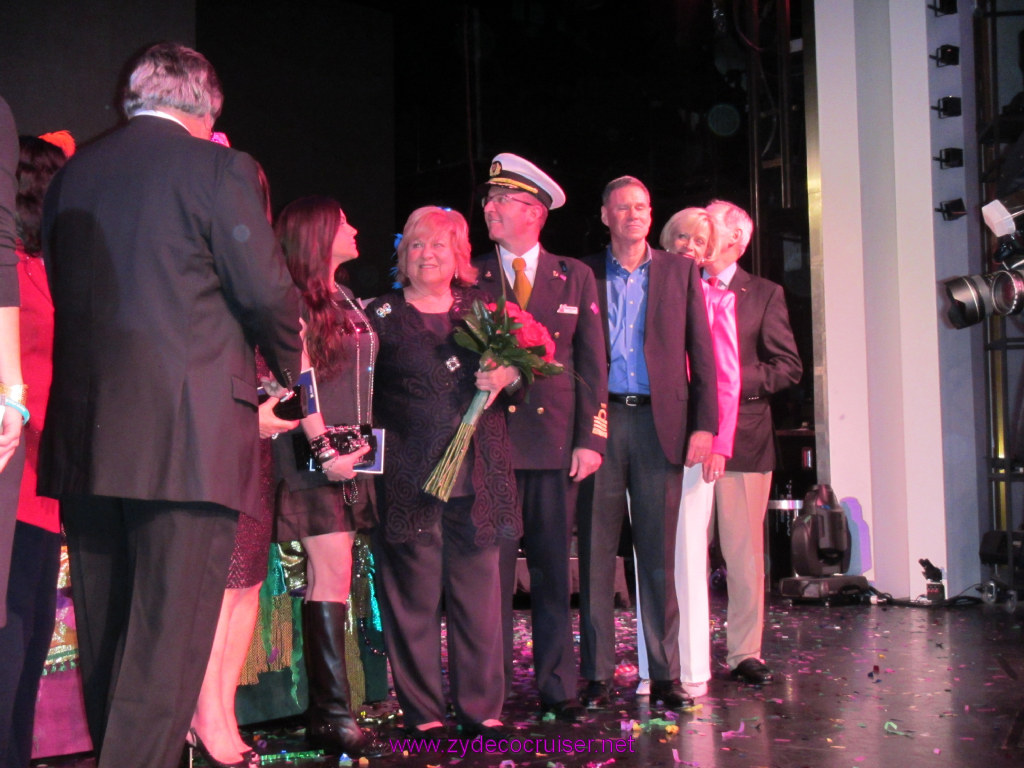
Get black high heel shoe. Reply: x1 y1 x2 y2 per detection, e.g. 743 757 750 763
186 727 252 768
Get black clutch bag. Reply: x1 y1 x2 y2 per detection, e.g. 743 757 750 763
324 424 377 468
296 424 377 471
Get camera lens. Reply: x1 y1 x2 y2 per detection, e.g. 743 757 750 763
944 273 996 328
992 269 1024 315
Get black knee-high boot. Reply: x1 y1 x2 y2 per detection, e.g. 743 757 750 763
302 601 366 755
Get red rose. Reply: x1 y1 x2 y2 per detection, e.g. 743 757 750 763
503 303 526 323
512 314 556 362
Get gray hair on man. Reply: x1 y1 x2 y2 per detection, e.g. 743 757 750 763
122 42 224 119
707 198 754 252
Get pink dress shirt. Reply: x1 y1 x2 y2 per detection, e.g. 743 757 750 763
701 280 740 458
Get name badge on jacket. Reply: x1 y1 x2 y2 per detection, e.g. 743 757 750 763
557 304 579 315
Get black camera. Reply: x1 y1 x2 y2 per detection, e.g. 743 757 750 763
944 190 1024 328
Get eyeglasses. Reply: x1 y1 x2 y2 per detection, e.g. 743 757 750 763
483 193 538 209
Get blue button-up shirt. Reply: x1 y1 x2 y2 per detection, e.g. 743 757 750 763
606 246 651 395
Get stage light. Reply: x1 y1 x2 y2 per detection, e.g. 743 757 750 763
936 198 967 221
707 103 741 137
930 44 960 67
928 0 957 16
934 148 963 168
932 96 962 118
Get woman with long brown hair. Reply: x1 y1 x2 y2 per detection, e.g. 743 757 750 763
272 196 377 757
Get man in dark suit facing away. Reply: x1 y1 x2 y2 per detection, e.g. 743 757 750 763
39 43 302 768
578 176 718 711
704 198 802 687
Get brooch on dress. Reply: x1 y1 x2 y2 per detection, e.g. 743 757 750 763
375 303 392 317
445 356 461 372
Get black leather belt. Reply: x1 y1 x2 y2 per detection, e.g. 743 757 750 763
609 393 651 406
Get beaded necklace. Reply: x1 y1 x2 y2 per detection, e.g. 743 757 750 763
333 284 376 424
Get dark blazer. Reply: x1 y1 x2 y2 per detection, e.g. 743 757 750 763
39 115 302 516
0 94 17 304
474 248 608 469
584 248 718 464
725 265 802 472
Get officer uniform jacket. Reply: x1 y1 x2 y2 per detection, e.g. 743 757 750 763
474 248 608 469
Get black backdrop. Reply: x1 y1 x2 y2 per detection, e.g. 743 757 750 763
1 0 762 297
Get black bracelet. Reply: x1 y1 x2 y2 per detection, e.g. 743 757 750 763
310 433 333 456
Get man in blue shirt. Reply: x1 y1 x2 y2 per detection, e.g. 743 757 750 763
578 176 718 710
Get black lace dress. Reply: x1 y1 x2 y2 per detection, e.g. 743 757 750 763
367 285 520 546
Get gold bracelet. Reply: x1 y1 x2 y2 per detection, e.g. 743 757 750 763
0 383 27 406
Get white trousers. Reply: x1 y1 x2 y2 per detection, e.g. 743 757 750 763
636 463 714 683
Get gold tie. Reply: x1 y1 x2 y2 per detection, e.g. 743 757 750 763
512 257 532 307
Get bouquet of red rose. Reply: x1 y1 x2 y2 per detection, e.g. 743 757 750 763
423 296 564 501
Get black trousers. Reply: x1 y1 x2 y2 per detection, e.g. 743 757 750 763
0 440 26 629
62 497 237 768
578 402 683 682
498 469 579 706
373 497 505 728
0 520 60 768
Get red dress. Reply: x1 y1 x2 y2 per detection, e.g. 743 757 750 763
16 249 59 533
226 353 276 589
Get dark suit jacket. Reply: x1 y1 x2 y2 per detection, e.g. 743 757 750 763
0 94 17 304
584 248 718 464
724 266 802 472
39 115 302 516
0 94 17 627
474 248 608 470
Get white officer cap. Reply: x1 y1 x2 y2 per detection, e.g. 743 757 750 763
483 152 566 210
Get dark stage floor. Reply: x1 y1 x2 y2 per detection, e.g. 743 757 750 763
31 591 1024 768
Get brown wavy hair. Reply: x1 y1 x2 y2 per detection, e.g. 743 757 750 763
16 136 69 256
274 196 353 379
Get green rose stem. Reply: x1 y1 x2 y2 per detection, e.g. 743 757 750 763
423 296 564 502
422 385 490 502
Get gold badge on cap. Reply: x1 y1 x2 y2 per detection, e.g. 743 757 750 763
489 161 502 177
